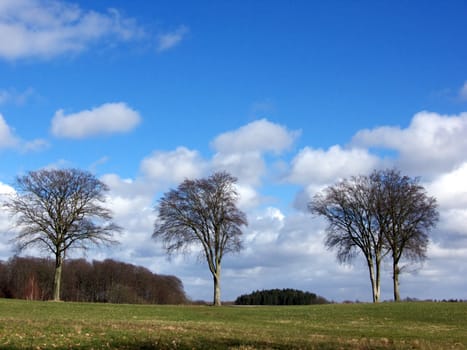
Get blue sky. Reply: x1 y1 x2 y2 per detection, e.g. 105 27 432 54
1 0 467 302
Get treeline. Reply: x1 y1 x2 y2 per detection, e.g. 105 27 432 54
0 257 187 304
235 288 329 305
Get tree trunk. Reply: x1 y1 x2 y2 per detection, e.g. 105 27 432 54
393 261 400 301
375 255 381 303
366 257 380 303
213 265 221 306
53 254 64 301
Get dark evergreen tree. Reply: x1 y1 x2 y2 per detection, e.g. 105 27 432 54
235 288 328 305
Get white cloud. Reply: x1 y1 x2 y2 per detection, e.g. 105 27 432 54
436 209 467 239
0 181 15 197
0 114 19 149
403 241 467 300
235 183 261 210
51 102 141 139
352 111 467 175
101 174 155 235
288 145 380 186
101 173 152 200
427 162 467 210
425 163 467 244
156 25 189 52
212 151 265 186
211 119 300 186
80 173 161 268
0 113 47 153
212 119 300 155
3 114 467 302
0 182 16 256
140 147 207 185
219 210 374 301
0 0 144 60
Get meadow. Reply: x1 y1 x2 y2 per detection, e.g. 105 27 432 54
0 298 465 349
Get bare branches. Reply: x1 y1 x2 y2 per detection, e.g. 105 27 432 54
153 172 247 258
310 176 382 264
6 169 120 252
309 175 385 302
153 171 247 305
4 168 121 301
370 169 438 301
309 168 439 302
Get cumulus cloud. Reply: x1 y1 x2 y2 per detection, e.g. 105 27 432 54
0 114 48 153
341 111 467 261
281 113 467 300
219 209 371 301
233 210 326 272
212 151 265 186
427 162 467 210
211 119 299 186
235 183 261 210
101 174 155 234
0 114 19 149
88 115 467 301
101 173 152 200
0 182 15 255
156 25 189 52
352 111 467 175
212 118 299 155
425 163 467 247
79 173 161 268
0 0 144 60
0 181 15 197
403 241 467 300
90 120 302 298
140 147 207 185
288 145 380 186
51 102 141 139
4 114 466 302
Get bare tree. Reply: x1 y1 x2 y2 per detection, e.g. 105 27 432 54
309 169 439 302
153 171 247 306
309 175 385 302
4 168 120 301
371 169 438 301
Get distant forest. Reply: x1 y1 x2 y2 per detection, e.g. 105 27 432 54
235 288 329 305
0 257 187 304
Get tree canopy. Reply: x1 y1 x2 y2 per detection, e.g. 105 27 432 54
0 257 186 304
235 288 329 305
4 168 121 301
153 171 247 306
309 169 438 302
370 169 438 301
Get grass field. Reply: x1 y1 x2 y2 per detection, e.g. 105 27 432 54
0 299 466 349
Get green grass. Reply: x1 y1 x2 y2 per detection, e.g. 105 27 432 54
0 299 466 349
